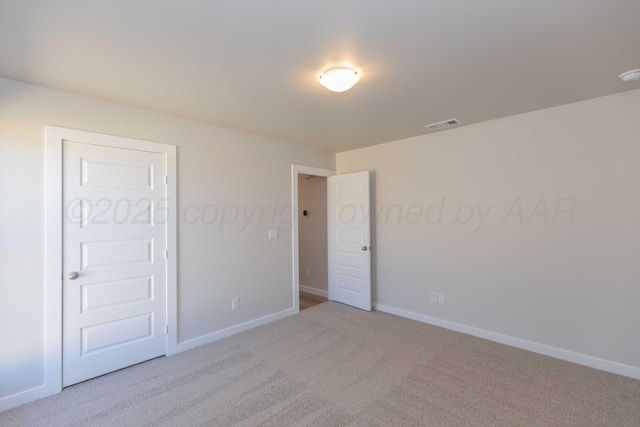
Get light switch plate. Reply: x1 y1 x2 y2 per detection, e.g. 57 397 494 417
269 229 278 240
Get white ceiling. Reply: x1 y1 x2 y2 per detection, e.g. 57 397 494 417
1 0 639 152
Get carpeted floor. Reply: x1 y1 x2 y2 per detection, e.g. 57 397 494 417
2 301 640 426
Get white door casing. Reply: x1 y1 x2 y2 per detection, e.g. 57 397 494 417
327 171 372 311
39 126 177 404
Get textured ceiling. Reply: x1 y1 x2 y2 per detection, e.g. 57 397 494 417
1 0 639 152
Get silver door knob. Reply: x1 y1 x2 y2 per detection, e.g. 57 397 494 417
362 246 368 251
68 271 80 280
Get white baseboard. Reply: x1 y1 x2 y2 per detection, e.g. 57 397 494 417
1 307 298 413
299 285 328 298
374 303 640 380
0 384 60 413
176 307 297 353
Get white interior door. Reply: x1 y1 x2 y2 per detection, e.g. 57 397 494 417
62 140 168 386
327 171 372 311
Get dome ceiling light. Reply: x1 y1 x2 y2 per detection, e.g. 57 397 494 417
619 68 640 83
318 67 360 92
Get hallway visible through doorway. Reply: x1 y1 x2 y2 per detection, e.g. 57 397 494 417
299 291 327 310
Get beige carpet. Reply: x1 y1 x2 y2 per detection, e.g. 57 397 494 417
2 302 640 426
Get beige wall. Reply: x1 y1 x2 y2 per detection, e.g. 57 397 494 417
337 89 640 370
0 77 334 404
2 72 639 408
298 175 328 294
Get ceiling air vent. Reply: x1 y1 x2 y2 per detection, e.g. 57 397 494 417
424 118 461 131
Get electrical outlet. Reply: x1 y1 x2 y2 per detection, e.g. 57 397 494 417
231 298 239 310
430 292 438 303
438 293 445 304
268 228 278 240
305 268 311 277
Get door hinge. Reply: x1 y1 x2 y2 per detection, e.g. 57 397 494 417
165 249 169 259
164 175 168 185
165 324 169 334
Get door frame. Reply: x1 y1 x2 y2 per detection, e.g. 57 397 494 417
44 126 178 397
291 165 336 312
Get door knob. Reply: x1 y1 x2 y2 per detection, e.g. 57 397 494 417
362 246 368 251
68 271 80 280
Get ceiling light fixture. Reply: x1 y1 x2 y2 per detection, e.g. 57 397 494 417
318 67 360 92
619 68 640 83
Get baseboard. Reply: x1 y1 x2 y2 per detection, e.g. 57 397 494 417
176 307 297 353
373 303 640 380
1 308 298 413
299 285 328 298
0 383 60 413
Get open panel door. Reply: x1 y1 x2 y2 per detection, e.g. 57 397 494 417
327 171 371 311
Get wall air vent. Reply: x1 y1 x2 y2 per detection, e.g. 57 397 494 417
424 118 461 131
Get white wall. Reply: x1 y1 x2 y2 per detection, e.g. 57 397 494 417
298 175 328 294
337 89 640 373
0 76 334 408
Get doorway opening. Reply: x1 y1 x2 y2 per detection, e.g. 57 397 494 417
291 165 335 312
298 174 328 310
291 165 372 312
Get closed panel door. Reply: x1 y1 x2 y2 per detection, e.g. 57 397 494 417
327 171 372 311
63 141 167 386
